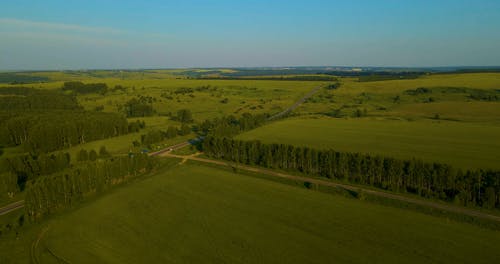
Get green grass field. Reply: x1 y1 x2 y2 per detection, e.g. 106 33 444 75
4 73 322 121
236 116 500 170
299 73 500 123
9 161 494 263
2 70 500 263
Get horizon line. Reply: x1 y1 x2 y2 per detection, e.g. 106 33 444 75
3 65 500 73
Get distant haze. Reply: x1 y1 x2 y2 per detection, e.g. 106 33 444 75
1 0 500 70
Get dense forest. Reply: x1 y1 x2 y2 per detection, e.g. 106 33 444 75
0 73 49 84
0 87 80 111
62 81 108 94
0 152 71 190
0 86 150 210
0 111 130 152
0 87 143 153
202 137 500 209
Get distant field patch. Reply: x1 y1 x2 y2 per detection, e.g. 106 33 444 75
236 117 500 169
391 101 500 122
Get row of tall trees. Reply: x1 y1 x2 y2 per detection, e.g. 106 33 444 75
128 120 146 132
77 146 111 162
202 137 500 209
124 98 154 117
0 87 80 111
0 172 17 200
0 111 130 152
24 153 156 222
62 81 108 94
0 152 71 191
140 124 191 146
172 109 193 123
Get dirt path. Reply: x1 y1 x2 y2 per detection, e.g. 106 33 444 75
31 226 50 264
268 85 322 120
160 152 500 223
0 200 24 216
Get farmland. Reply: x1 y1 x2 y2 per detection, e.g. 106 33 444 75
236 116 500 170
3 1 500 262
1 69 500 263
3 161 498 264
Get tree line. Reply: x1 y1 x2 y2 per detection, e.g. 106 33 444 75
0 111 131 152
0 73 48 84
24 153 157 222
0 87 80 111
62 81 108 94
140 125 191 146
199 113 268 138
0 172 17 200
202 137 500 209
76 146 111 162
171 109 193 123
123 97 154 117
0 152 71 194
198 75 339 81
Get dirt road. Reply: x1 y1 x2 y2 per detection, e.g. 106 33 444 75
267 85 322 120
149 136 203 157
160 152 500 223
0 200 24 216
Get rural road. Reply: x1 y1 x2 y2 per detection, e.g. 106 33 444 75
0 137 201 217
0 200 24 216
149 136 203 157
150 84 322 156
267 85 322 120
149 83 500 224
159 151 500 223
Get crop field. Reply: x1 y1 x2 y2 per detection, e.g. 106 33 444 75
4 161 494 264
236 116 500 170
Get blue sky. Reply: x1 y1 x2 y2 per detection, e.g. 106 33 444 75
1 0 500 70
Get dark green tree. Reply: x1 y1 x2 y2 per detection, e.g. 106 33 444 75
78 149 89 162
89 150 98 161
177 109 193 123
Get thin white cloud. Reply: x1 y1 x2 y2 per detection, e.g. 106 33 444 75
0 18 125 34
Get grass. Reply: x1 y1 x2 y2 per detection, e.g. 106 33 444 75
2 70 500 263
5 74 322 121
0 210 38 264
236 116 500 170
16 161 499 263
61 132 193 163
1 115 190 163
299 73 500 122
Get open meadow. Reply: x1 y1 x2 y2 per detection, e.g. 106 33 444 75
7 71 322 122
300 73 500 123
